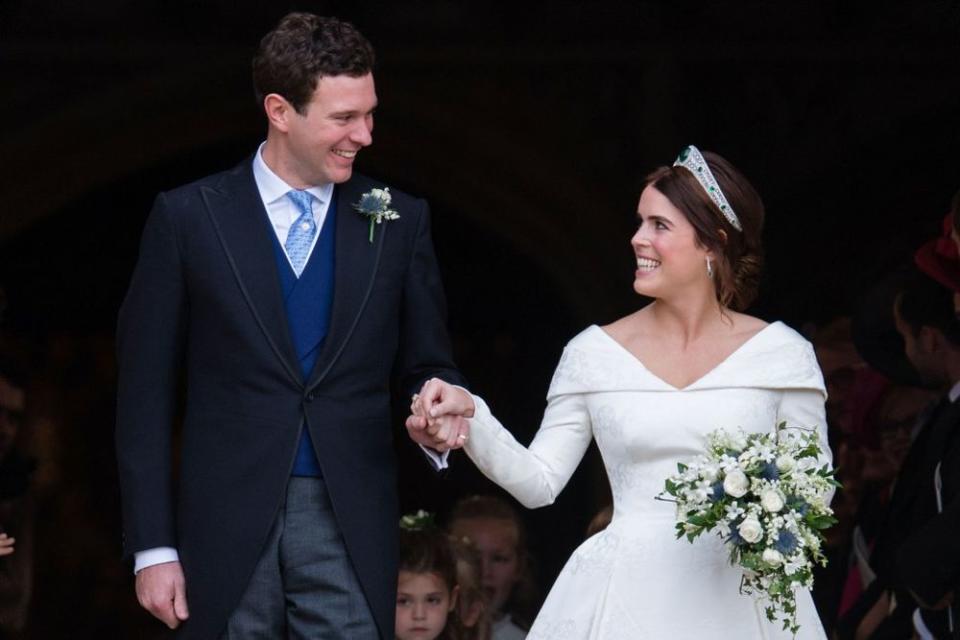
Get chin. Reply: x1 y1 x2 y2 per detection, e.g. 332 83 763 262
328 167 354 184
633 280 657 297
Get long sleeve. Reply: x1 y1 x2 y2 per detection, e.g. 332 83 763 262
463 390 592 509
395 200 466 398
394 201 466 472
115 192 186 557
777 387 835 504
896 492 960 607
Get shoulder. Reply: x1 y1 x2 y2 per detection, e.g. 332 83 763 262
737 320 825 393
727 311 769 336
598 307 649 345
154 158 253 213
547 325 627 398
563 324 611 353
757 320 814 352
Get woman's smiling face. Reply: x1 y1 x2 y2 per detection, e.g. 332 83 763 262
631 184 711 299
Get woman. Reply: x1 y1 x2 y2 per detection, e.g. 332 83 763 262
411 146 833 638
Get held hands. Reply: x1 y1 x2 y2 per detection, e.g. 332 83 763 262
406 378 475 452
136 561 190 629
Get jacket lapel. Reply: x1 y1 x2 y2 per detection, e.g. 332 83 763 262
307 177 385 392
200 159 302 388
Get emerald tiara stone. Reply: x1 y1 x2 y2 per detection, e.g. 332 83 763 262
672 145 743 231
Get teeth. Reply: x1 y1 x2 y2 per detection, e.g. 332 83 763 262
332 149 357 158
636 257 660 270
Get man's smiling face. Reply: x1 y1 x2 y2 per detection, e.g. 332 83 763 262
282 72 377 186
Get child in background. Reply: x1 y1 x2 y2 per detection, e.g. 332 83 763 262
447 496 538 640
449 535 491 640
397 513 460 640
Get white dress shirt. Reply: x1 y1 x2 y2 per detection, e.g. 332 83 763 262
252 142 334 268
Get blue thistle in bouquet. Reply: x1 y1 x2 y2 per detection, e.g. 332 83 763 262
658 422 839 636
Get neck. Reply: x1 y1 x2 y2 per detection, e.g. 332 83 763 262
648 290 728 344
262 133 312 190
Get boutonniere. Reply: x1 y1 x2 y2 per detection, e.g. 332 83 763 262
353 187 400 243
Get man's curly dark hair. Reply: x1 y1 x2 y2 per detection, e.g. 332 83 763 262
252 13 375 114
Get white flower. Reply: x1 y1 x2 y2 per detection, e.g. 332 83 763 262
783 556 805 575
723 469 750 498
370 187 391 203
730 431 749 450
354 187 400 243
738 517 763 543
701 463 719 483
725 503 746 521
760 490 785 513
762 548 784 567
776 453 796 472
693 480 712 502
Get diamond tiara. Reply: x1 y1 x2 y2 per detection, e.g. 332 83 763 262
672 145 742 231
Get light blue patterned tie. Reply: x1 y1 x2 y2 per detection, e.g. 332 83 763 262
285 190 317 277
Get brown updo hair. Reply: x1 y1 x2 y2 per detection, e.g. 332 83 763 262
645 150 765 310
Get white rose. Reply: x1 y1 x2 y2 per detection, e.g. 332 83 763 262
760 490 785 513
762 548 784 567
775 454 795 472
723 469 750 498
738 517 763 543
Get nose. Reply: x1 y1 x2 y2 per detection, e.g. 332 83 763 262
412 601 426 620
631 225 650 250
351 115 373 147
481 560 494 582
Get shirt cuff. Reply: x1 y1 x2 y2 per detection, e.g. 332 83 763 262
134 547 180 574
420 445 450 470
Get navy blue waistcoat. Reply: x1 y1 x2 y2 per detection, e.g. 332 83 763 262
270 192 337 476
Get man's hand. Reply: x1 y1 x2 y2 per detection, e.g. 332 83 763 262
406 378 475 452
135 561 190 629
406 412 469 452
0 532 14 556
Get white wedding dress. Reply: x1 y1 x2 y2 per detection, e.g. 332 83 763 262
463 322 832 639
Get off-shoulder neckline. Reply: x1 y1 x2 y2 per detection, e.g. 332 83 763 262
590 321 783 391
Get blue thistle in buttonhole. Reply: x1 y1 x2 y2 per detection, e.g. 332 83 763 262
354 187 399 243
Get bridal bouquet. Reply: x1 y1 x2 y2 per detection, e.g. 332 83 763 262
658 423 839 635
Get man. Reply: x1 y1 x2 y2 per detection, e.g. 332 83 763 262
854 272 960 639
116 13 465 639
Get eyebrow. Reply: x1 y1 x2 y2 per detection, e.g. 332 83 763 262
329 104 378 118
638 213 672 226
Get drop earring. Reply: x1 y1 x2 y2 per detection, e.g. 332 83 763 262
706 257 714 278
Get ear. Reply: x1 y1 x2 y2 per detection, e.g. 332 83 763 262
919 325 942 353
718 229 728 245
263 93 295 133
448 585 460 612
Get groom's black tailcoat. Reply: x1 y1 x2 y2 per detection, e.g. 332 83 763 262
116 158 465 639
